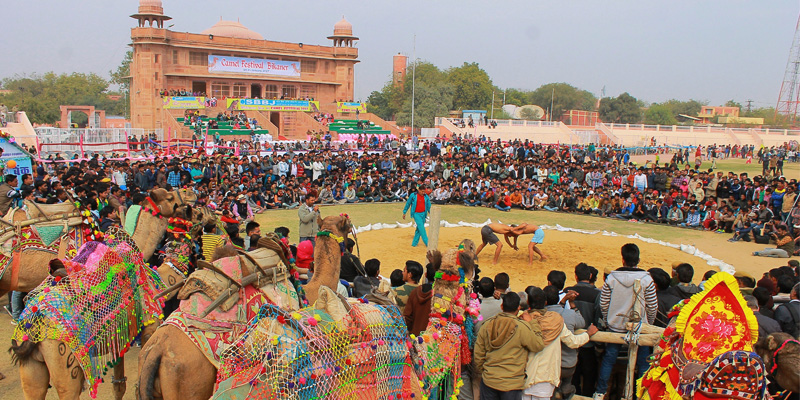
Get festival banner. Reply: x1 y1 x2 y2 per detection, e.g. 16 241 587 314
162 97 206 109
0 137 33 178
226 99 320 112
336 102 366 113
208 55 301 77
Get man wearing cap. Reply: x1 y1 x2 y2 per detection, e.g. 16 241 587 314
402 183 431 247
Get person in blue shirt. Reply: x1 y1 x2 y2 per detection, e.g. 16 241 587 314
402 183 431 247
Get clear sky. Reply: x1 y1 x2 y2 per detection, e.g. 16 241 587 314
0 0 796 108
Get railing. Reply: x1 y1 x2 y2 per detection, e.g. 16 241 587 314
603 122 800 136
595 122 622 145
35 127 163 158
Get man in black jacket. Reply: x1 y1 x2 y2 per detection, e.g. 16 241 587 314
339 238 365 283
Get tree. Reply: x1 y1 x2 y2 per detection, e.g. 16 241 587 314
659 99 706 121
643 104 677 125
110 50 133 91
528 83 596 120
598 92 642 124
0 72 125 124
503 88 529 107
724 99 743 110
445 62 493 111
395 82 454 128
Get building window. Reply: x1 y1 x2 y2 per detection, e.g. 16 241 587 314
265 84 278 99
282 85 297 99
211 82 231 98
301 60 317 73
232 82 247 98
300 85 316 100
172 50 178 64
154 54 159 64
190 51 208 66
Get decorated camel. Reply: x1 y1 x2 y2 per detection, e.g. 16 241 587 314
205 240 479 399
9 228 166 400
637 272 771 400
136 226 314 400
755 332 800 397
0 188 195 298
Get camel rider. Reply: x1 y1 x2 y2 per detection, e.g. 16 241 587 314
0 174 20 215
402 182 431 247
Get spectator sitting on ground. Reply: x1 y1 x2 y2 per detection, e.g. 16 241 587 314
353 258 381 298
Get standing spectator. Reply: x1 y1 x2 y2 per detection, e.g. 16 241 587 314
773 283 800 338
0 174 19 215
523 286 597 400
298 192 320 244
564 263 602 396
666 263 701 300
744 295 781 339
474 292 545 400
594 243 658 400
475 277 502 333
648 268 681 328
404 264 436 336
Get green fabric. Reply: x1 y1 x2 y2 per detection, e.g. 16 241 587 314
124 205 141 235
34 225 67 247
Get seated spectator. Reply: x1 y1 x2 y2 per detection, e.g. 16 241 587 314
353 258 381 298
394 260 423 313
753 225 795 258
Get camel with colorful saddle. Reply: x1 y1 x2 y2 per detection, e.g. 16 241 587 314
0 188 196 298
137 214 478 400
9 228 166 400
637 272 771 400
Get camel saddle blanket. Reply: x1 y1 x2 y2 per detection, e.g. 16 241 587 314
12 240 164 398
165 254 299 367
0 224 88 290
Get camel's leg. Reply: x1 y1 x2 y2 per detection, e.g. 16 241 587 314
19 356 49 400
40 340 84 400
112 358 126 400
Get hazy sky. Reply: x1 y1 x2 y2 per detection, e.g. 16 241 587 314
1 1 797 108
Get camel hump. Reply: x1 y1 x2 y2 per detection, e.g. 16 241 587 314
23 200 78 219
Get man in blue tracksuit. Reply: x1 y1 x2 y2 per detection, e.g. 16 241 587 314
402 183 431 247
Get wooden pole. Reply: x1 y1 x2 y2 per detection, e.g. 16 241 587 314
427 205 441 251
624 279 643 400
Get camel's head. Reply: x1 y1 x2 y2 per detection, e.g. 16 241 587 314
318 214 352 238
754 331 797 371
149 188 198 217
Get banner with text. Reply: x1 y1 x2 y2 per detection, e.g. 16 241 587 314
0 138 33 178
162 97 205 109
208 55 301 77
227 99 320 112
336 102 366 113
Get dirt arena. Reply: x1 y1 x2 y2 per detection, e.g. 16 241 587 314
0 224 786 399
357 226 718 291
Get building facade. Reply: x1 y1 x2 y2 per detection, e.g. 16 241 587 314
129 0 358 130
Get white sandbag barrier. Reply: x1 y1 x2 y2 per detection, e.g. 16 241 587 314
353 219 736 274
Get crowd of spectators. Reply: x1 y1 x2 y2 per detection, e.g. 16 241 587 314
2 133 799 398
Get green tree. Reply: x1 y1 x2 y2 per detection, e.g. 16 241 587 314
598 92 642 124
503 88 530 107
395 82 454 128
110 50 133 91
528 83 596 120
660 99 706 121
724 99 743 109
0 72 124 124
643 104 677 125
445 62 493 110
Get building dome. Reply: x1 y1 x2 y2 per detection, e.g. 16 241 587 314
333 17 353 37
201 19 264 40
138 0 163 15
